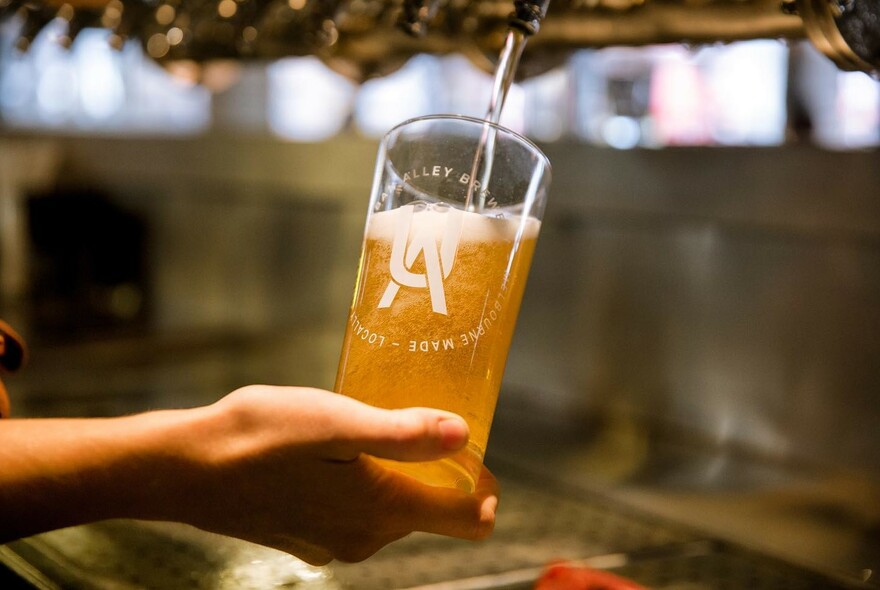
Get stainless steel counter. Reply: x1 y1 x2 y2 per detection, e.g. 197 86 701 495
0 466 872 590
0 328 877 590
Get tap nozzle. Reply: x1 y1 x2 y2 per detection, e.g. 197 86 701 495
509 0 551 36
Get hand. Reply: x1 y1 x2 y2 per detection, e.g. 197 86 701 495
0 385 499 565
164 386 500 564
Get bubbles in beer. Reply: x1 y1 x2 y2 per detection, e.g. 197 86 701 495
335 207 540 491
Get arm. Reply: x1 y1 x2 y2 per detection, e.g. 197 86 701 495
0 386 499 564
0 409 198 541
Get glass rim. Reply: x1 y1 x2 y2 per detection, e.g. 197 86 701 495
383 113 552 172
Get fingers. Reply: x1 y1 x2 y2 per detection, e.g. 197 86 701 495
226 386 470 462
237 386 469 463
311 391 498 540
262 465 499 565
323 403 470 463
393 466 499 541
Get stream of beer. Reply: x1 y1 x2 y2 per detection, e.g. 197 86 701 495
465 27 529 212
486 28 529 126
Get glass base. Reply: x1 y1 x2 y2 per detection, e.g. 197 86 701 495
372 442 484 493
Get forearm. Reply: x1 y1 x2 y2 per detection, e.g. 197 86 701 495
0 409 208 542
0 386 500 564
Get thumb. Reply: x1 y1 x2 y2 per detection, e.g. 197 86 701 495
324 404 470 462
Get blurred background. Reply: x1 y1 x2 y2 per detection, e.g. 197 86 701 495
0 1 879 588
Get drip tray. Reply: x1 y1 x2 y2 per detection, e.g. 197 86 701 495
1 473 867 590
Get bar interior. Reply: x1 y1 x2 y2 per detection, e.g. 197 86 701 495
1 1 879 588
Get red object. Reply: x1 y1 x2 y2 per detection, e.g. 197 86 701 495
535 563 650 590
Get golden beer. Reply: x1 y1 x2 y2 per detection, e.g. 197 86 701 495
335 204 540 491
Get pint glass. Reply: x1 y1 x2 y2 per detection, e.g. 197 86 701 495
334 114 551 492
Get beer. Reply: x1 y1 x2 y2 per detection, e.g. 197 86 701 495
333 113 551 491
334 203 540 491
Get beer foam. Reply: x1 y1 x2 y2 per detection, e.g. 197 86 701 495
366 205 541 243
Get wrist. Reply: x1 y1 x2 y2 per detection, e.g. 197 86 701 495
0 408 215 540
115 406 220 525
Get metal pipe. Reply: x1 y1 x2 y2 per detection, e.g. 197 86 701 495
533 0 806 48
0 0 877 75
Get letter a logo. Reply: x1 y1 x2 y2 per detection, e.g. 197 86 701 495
378 204 463 315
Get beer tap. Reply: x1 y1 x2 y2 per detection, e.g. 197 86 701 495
796 0 880 71
57 5 102 48
12 1 56 52
0 0 878 76
101 0 152 51
508 0 550 37
398 0 445 37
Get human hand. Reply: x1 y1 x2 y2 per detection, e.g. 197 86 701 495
163 385 499 565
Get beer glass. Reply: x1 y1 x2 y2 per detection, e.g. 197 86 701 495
334 114 551 492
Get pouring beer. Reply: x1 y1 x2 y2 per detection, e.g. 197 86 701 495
335 114 551 491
